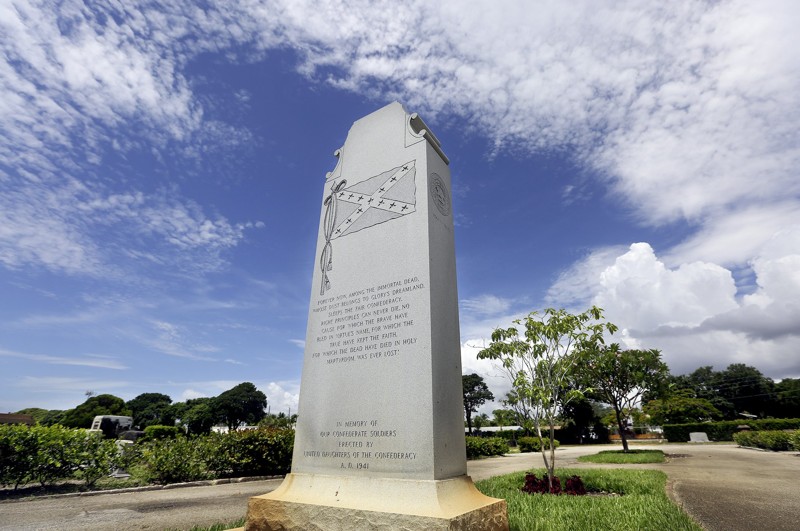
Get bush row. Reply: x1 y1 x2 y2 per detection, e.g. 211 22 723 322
733 430 799 451
517 437 560 453
662 418 800 442
465 436 509 459
0 424 119 489
0 424 294 489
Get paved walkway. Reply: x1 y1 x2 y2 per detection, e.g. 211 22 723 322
2 443 799 530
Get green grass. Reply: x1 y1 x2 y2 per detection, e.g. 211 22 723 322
577 450 666 464
475 468 700 531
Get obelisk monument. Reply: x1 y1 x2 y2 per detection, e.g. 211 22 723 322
246 102 508 530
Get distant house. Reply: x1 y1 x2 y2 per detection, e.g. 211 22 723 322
0 413 35 425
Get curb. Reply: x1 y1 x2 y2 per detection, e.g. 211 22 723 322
1 475 285 503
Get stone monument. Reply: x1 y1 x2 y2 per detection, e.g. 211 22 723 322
245 102 508 530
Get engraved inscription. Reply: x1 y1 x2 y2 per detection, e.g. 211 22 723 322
310 275 424 364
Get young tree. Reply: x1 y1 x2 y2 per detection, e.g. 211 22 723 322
462 373 494 434
478 306 616 490
578 345 669 452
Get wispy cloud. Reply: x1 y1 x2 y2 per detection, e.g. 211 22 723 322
0 348 128 370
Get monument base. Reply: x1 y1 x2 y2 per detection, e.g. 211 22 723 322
245 473 508 530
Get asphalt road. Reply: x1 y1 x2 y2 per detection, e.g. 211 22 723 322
2 443 800 530
0 479 283 531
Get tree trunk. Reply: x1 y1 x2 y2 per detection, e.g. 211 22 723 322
614 404 629 453
534 422 553 492
466 411 473 435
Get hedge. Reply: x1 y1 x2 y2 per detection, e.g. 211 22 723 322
0 424 118 489
1 424 295 489
465 436 509 459
662 418 800 442
517 436 560 453
733 430 798 451
205 428 294 478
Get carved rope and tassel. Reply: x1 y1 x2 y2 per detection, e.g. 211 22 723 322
320 180 347 295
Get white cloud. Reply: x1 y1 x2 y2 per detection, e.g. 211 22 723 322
596 243 738 331
265 381 300 415
460 341 512 416
545 246 628 309
180 388 207 401
460 294 513 317
544 240 800 379
288 339 305 349
0 348 128 370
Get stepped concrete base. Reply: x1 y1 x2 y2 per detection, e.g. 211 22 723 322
245 473 508 531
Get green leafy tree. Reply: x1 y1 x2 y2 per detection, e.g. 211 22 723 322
577 345 669 452
491 408 518 427
478 306 617 490
462 373 494 434
61 394 131 429
171 398 217 435
774 378 800 418
126 393 173 429
559 395 608 444
473 413 490 431
670 364 778 419
40 409 66 427
717 364 775 418
13 408 48 424
643 390 722 425
214 382 268 431
258 412 298 429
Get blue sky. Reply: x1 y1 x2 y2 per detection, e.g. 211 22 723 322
2 1 799 416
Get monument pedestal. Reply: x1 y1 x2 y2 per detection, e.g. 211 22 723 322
246 473 507 530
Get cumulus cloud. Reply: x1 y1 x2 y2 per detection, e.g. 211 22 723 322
545 240 800 379
265 381 300 415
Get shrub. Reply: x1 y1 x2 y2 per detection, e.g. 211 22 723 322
465 436 509 459
0 424 39 489
663 418 800 442
142 425 181 441
734 430 796 451
27 425 85 487
77 434 120 487
205 428 294 478
517 436 560 453
791 431 800 451
138 436 209 484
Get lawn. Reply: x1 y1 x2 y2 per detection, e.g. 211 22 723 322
475 468 700 531
577 449 666 464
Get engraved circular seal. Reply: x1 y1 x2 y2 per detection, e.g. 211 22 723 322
429 172 451 217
